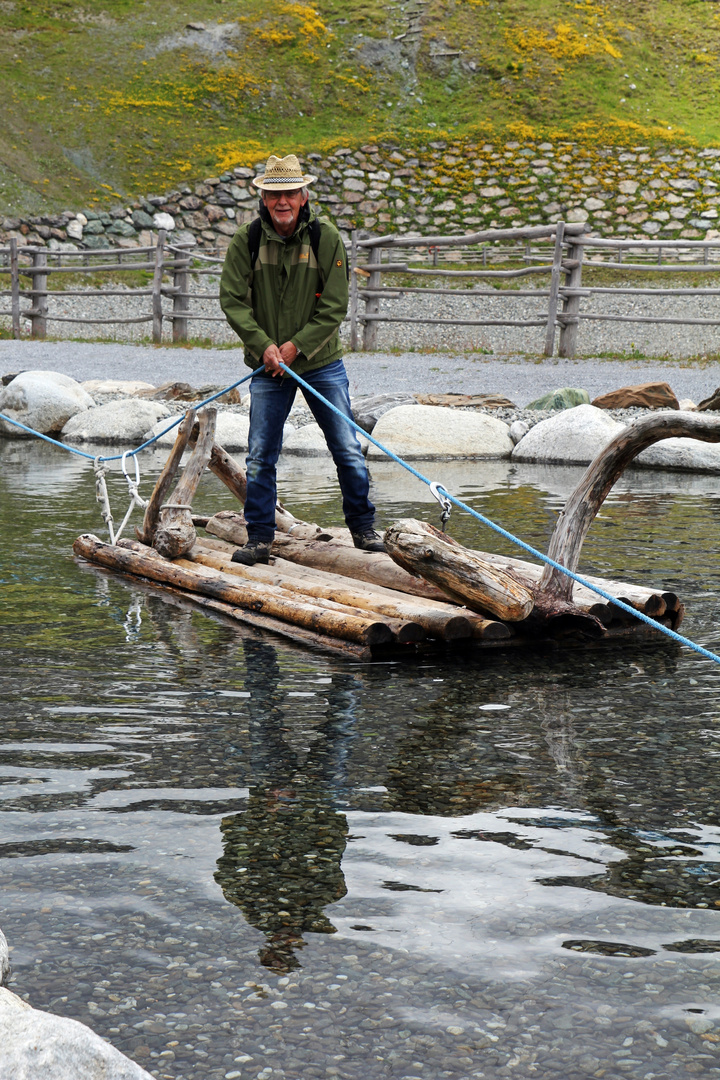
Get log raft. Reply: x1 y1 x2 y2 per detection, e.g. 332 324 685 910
70 410 708 658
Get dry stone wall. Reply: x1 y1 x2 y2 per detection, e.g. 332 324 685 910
2 137 720 251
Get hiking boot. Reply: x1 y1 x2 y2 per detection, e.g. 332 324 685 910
351 528 385 553
231 540 272 566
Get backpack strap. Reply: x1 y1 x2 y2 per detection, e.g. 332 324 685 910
248 216 263 272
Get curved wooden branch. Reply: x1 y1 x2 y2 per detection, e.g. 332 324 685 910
539 411 720 602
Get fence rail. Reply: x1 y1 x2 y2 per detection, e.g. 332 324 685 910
3 224 720 356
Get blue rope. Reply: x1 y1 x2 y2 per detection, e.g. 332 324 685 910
278 362 720 667
0 369 259 463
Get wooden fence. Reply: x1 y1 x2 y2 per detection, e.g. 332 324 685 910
3 224 720 357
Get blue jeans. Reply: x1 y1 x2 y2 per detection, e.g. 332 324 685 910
245 359 376 542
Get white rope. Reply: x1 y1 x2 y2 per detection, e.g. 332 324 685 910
93 454 149 544
93 459 116 545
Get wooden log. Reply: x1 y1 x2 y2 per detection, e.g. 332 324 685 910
544 221 564 356
476 550 666 620
194 536 513 640
204 445 328 540
362 245 382 350
10 238 20 339
82 555 372 660
204 512 452 601
170 554 424 643
358 222 585 249
154 408 216 559
30 249 48 339
558 237 584 359
186 543 462 640
384 519 534 621
74 534 394 646
136 408 197 544
151 229 165 344
538 412 720 603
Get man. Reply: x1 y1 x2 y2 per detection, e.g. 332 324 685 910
219 152 384 566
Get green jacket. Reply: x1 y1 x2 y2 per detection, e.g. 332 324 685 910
219 206 349 376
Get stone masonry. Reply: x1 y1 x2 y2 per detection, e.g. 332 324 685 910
2 137 720 251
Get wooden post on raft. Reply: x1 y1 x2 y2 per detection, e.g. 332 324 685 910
537 411 720 604
153 408 217 559
136 408 197 545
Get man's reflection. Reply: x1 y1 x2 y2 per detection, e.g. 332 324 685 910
215 640 352 972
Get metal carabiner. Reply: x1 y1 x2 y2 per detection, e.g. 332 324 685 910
429 481 452 532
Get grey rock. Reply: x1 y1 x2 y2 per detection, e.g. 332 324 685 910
0 986 155 1080
82 235 111 249
62 398 171 444
512 404 623 464
368 404 513 460
636 419 720 472
526 387 591 411
0 370 95 437
352 392 418 433
106 220 137 237
509 419 529 444
131 209 155 229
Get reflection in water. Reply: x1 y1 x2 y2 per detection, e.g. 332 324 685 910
3 442 720 1079
215 641 353 972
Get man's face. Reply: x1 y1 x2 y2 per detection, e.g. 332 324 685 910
261 187 308 237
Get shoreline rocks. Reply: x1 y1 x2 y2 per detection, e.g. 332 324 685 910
1 370 719 473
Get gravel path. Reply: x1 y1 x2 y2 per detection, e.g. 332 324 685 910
2 338 719 406
4 279 720 358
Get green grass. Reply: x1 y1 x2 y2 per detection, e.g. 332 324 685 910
2 0 720 215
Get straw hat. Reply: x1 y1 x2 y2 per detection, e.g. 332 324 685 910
252 154 317 191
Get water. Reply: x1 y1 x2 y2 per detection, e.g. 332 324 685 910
2 440 720 1080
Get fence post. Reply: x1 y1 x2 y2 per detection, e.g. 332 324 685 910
349 230 359 352
10 238 21 339
30 249 47 339
172 247 190 343
152 229 166 344
558 232 584 359
543 221 565 357
362 245 382 351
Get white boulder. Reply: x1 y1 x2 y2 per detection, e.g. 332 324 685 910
0 985 155 1080
283 422 331 456
512 405 624 464
367 404 513 460
152 212 175 231
144 411 251 451
0 370 95 437
81 380 156 396
636 418 720 472
143 411 294 453
62 399 171 444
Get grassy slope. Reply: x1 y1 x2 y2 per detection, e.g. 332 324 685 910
1 0 719 216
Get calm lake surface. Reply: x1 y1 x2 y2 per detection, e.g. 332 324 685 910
2 440 720 1080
